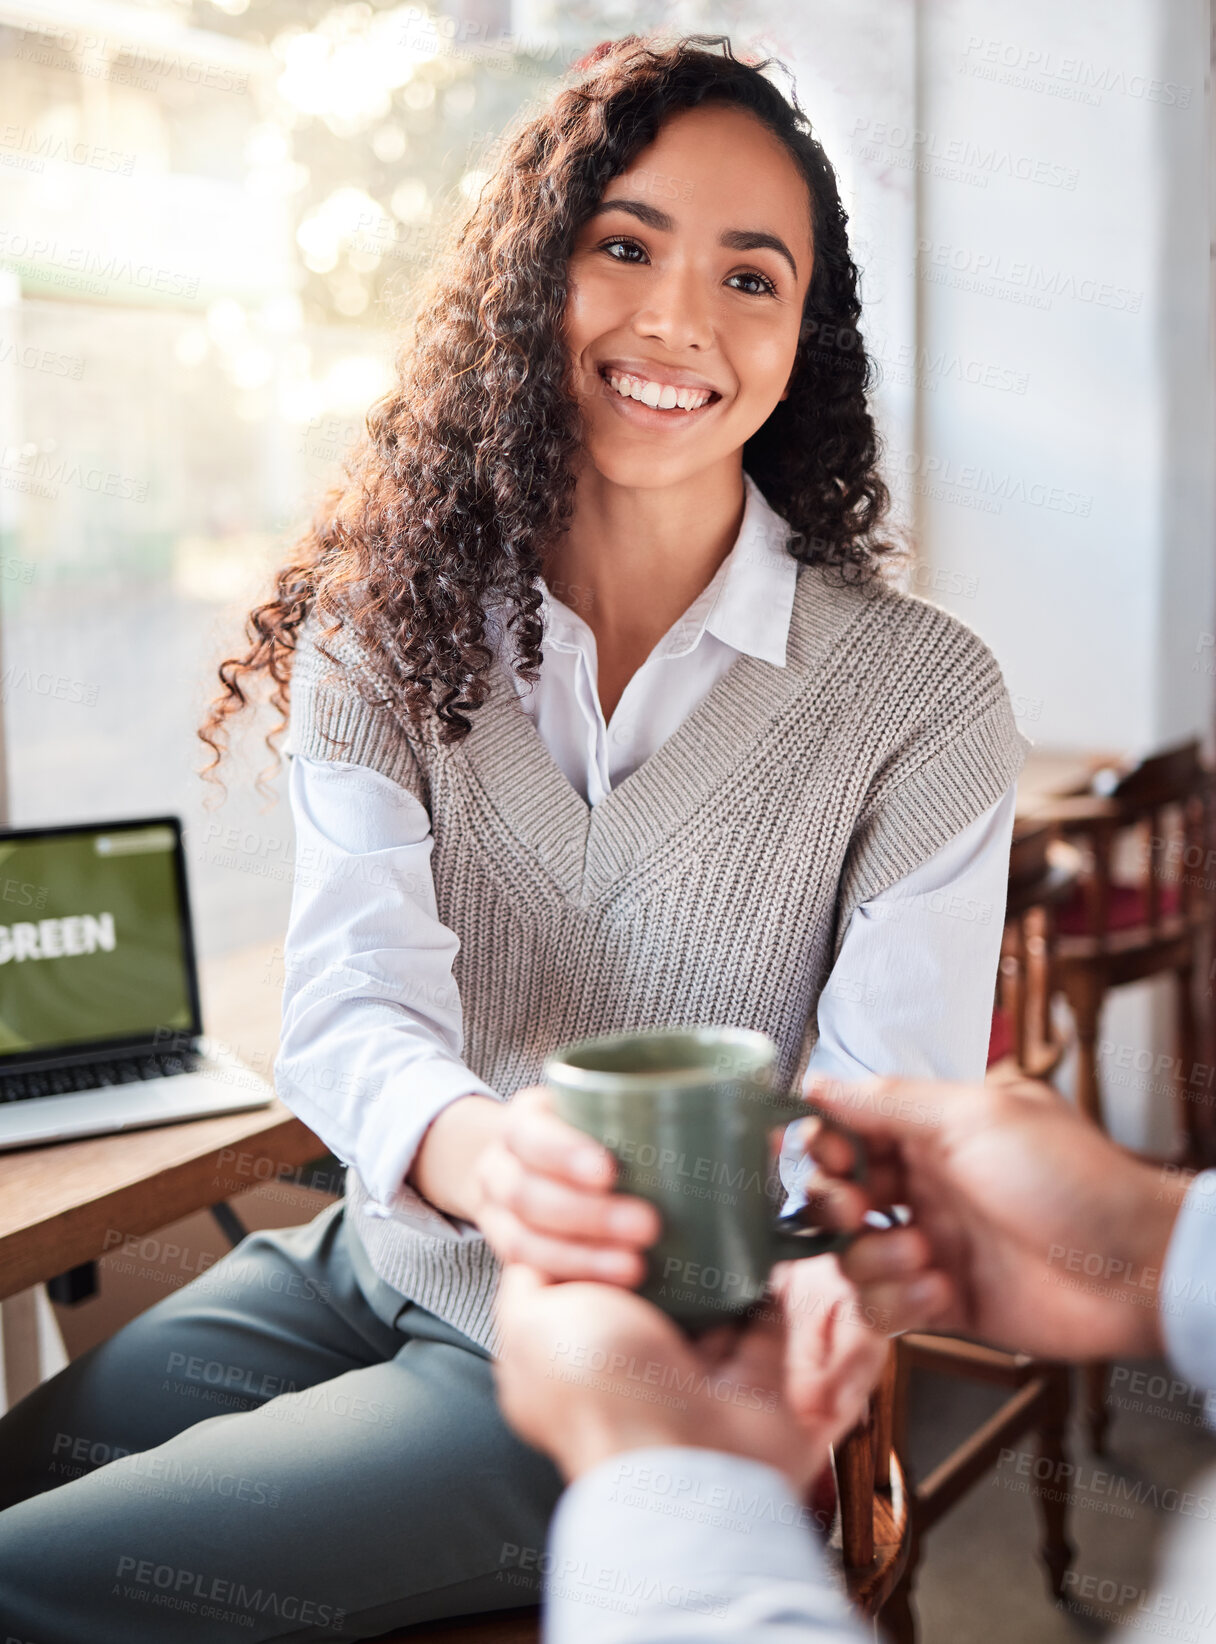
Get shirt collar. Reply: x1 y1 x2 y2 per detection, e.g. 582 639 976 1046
537 472 798 668
700 471 798 667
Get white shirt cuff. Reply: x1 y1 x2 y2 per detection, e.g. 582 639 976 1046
1160 1170 1216 1423
354 1062 503 1230
542 1448 857 1644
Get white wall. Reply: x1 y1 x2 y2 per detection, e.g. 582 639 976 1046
1153 0 1216 744
915 0 1213 756
761 0 1213 1149
913 0 1214 1149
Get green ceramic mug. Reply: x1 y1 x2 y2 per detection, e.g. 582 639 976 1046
543 1024 863 1331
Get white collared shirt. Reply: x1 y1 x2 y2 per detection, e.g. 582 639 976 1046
517 473 797 807
276 472 1016 1222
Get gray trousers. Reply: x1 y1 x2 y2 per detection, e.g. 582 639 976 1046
0 1199 564 1641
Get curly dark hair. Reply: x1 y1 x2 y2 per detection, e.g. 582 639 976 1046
199 30 902 791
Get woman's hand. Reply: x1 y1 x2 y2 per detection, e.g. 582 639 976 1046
471 1085 663 1285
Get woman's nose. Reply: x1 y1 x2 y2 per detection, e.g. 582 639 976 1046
629 263 715 353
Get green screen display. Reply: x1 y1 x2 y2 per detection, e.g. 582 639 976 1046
0 824 195 1056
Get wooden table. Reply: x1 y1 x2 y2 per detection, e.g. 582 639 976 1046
0 1098 321 1303
0 939 321 1402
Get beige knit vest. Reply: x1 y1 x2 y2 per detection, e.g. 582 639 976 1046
285 559 1028 1353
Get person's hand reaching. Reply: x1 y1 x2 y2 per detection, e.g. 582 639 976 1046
804 1073 1189 1363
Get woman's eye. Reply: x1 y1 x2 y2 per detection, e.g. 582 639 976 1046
598 239 776 298
600 236 646 263
728 270 778 297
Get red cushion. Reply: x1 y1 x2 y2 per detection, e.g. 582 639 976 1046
1056 880 1180 936
987 1005 1015 1068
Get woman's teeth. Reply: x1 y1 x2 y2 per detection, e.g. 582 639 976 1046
603 371 715 412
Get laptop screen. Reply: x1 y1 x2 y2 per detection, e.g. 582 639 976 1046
0 818 201 1061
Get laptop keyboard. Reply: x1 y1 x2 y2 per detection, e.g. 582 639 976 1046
0 1048 203 1104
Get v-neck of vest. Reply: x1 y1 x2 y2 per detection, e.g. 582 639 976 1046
453 561 878 902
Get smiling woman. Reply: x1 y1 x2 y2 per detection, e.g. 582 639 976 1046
197 31 899 758
0 32 1027 1643
554 98 824 716
566 108 808 446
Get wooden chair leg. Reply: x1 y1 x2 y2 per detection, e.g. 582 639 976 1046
879 1527 918 1644
838 1416 875 1571
890 1339 910 1462
1175 960 1205 1166
1083 1361 1111 1456
1200 935 1216 1167
872 1347 896 1492
1033 1370 1076 1598
877 1344 916 1644
1067 974 1106 1131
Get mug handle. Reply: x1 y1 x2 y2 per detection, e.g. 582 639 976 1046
749 1086 868 1263
771 1222 855 1262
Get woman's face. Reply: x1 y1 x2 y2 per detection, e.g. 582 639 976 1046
563 102 815 491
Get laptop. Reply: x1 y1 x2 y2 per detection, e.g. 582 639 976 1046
0 815 275 1150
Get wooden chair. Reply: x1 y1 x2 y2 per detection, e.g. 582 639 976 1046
987 818 1082 1085
369 1348 910 1644
1027 738 1216 1168
879 818 1082 1639
1024 739 1216 1452
883 1342 1072 1643
835 1342 914 1634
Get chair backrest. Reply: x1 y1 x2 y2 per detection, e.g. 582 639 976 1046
1006 818 1076 920
1113 740 1211 928
1105 738 1209 809
996 820 1081 1077
1080 739 1213 941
